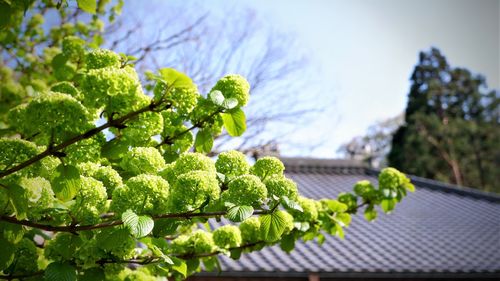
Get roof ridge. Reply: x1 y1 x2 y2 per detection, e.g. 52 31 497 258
279 157 500 203
366 168 500 203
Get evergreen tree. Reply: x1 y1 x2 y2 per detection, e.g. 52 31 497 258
389 48 499 192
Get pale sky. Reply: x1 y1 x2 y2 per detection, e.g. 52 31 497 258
124 0 500 158
241 0 499 157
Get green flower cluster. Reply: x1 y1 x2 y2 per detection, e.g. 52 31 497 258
172 152 216 176
222 175 267 207
0 138 41 178
11 92 93 144
85 49 121 69
115 111 164 145
210 74 250 107
213 225 242 248
168 171 219 212
379 167 414 191
111 174 169 215
154 82 199 116
120 147 166 176
70 176 108 224
77 162 123 194
19 177 54 220
189 230 216 254
250 156 285 181
62 36 85 59
290 196 319 222
264 176 298 201
51 81 82 101
215 150 250 180
239 217 261 243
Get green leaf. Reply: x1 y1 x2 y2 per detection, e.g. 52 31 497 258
317 233 326 245
44 262 77 281
260 211 288 242
101 139 130 160
158 68 196 91
221 108 246 137
52 164 80 201
194 129 213 153
80 268 105 281
230 248 242 260
280 233 296 253
51 53 68 69
335 213 352 227
77 0 96 14
0 222 24 243
203 256 219 272
222 98 238 110
0 237 15 270
281 196 303 212
381 199 396 213
170 257 187 278
364 204 377 221
324 199 348 213
226 205 253 222
7 183 28 220
96 228 130 251
122 209 154 238
208 90 224 106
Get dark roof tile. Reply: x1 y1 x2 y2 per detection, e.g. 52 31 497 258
203 158 500 276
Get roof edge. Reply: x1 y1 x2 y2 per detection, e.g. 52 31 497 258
281 157 367 174
366 168 500 203
279 157 500 203
196 270 500 279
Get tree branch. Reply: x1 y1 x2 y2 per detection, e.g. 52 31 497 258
0 101 169 179
0 209 271 233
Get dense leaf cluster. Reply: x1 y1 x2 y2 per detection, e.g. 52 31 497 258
0 1 414 280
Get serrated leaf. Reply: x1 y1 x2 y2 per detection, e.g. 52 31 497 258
44 262 77 281
158 68 196 91
122 209 154 238
52 164 80 201
260 211 287 242
77 0 96 14
281 196 303 212
222 98 238 109
194 129 213 153
208 90 224 106
221 108 246 137
96 228 130 251
226 205 253 222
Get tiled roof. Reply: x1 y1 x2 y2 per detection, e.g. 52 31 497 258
203 158 500 278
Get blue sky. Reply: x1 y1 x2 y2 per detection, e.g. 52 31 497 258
125 0 499 158
240 0 500 157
